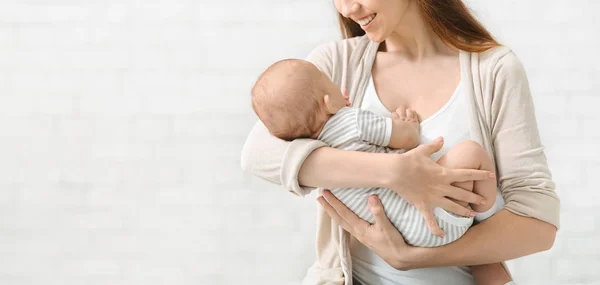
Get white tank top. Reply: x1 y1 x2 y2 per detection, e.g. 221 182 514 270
352 74 475 285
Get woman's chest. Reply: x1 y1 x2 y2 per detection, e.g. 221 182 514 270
370 55 461 122
361 76 471 161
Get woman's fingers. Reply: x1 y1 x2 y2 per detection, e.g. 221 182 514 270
438 198 476 217
322 190 370 235
414 137 444 156
443 185 487 205
449 168 495 183
368 195 396 232
417 206 445 237
317 196 354 233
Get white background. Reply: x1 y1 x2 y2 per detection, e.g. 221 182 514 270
0 0 599 284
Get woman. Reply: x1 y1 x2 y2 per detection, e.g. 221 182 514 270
241 0 559 284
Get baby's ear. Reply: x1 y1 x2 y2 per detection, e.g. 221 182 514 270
323 94 337 114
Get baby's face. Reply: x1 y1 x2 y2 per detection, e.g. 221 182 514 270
318 72 347 110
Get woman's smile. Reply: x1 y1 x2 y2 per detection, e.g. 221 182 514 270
357 13 377 30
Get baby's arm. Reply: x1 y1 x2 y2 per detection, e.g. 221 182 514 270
354 108 392 146
387 108 421 150
325 107 419 150
317 107 389 148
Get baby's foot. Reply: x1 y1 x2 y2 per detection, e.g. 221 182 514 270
388 108 420 149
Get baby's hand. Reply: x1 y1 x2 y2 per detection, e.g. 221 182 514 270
388 108 420 149
343 89 351 107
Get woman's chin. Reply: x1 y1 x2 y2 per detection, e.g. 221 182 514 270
363 26 388 43
365 32 386 43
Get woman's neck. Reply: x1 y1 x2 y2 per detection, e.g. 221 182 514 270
381 1 451 59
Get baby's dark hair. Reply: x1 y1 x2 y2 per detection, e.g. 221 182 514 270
251 59 325 141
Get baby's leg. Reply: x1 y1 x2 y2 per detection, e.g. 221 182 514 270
436 140 497 213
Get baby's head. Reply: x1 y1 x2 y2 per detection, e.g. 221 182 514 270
251 59 346 141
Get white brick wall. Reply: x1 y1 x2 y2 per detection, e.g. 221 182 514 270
0 0 598 284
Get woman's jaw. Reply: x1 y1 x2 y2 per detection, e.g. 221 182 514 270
352 1 412 44
356 11 387 43
355 1 444 56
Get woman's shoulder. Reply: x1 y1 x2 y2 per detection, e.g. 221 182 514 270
306 35 373 74
306 36 376 78
477 45 526 78
308 35 371 58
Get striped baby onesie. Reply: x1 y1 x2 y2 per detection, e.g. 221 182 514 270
317 107 473 247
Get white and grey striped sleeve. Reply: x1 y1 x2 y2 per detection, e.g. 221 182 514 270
317 107 360 147
317 107 392 148
356 108 392 146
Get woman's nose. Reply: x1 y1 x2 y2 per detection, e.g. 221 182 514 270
340 0 360 18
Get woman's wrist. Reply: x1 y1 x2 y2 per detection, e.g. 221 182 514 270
357 152 397 188
379 153 407 189
393 245 435 270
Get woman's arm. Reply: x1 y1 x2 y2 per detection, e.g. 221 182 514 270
414 51 561 267
318 191 556 270
308 138 492 236
488 51 560 227
412 50 562 267
299 147 392 189
241 120 327 196
406 210 556 268
241 122 396 193
471 263 513 285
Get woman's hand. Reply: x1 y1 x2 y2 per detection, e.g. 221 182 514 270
381 137 495 236
318 191 416 270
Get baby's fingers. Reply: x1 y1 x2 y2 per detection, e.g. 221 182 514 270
342 89 351 106
342 89 349 98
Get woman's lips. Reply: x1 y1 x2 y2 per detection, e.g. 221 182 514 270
357 14 377 30
357 14 375 26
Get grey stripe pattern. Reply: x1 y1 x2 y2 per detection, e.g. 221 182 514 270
317 107 472 247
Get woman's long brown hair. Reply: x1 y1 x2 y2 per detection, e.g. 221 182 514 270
338 0 498 53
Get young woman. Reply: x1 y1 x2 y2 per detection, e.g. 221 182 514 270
241 0 559 284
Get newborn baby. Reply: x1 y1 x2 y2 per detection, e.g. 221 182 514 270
251 58 497 246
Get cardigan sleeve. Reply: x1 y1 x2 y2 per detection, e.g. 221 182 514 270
490 51 560 229
240 43 334 196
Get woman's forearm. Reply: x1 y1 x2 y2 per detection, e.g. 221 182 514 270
298 147 393 189
406 210 557 268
